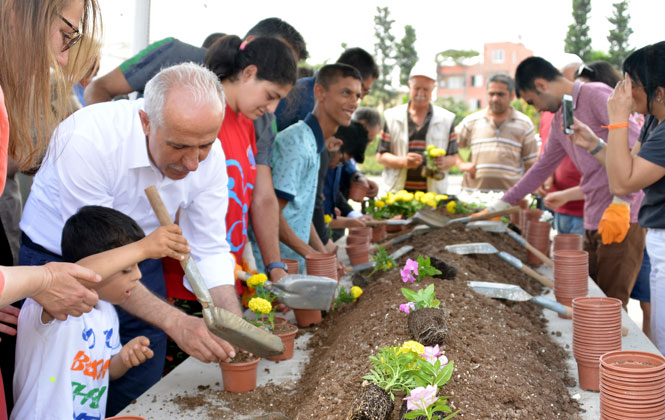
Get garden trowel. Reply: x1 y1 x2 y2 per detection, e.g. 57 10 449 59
467 281 572 317
235 271 337 311
144 186 284 358
444 242 554 289
465 220 554 267
348 244 414 272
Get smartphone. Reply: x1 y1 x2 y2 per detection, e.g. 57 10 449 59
562 94 574 134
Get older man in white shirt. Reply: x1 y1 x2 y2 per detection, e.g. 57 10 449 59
19 63 238 415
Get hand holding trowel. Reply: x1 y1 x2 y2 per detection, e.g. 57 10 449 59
144 186 284 358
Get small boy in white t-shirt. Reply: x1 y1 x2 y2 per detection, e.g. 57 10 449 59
12 205 189 420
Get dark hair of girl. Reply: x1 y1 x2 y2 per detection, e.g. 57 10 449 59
204 35 297 87
623 41 665 114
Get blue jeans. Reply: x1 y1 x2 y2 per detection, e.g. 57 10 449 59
18 238 167 417
631 248 651 302
553 213 585 236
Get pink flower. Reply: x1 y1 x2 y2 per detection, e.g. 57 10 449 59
400 258 419 283
404 384 438 411
437 355 449 367
399 302 416 314
421 345 441 363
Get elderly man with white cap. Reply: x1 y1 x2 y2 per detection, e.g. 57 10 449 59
377 61 458 194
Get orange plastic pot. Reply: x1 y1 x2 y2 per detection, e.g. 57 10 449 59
220 357 260 393
104 417 147 420
268 323 298 361
293 309 323 328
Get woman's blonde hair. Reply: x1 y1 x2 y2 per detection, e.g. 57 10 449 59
0 0 102 169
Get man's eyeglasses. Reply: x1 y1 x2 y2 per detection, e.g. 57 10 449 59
59 14 82 52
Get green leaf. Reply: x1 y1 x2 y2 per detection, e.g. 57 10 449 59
401 287 420 301
404 410 427 419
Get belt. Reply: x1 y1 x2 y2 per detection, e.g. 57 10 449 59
21 231 62 259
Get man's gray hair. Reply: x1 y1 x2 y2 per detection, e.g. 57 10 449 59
487 72 515 93
144 62 225 127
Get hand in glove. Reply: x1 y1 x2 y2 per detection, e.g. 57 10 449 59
598 197 630 245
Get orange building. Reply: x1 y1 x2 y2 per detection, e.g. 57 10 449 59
436 42 533 110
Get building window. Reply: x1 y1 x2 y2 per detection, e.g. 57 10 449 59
492 49 504 63
471 75 483 88
447 76 464 89
468 99 481 111
439 79 446 89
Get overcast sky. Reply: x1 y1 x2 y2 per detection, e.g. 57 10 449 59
97 0 665 76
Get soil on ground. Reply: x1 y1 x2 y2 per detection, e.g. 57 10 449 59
173 222 583 420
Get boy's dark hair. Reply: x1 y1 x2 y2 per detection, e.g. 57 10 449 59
353 107 382 130
623 41 665 113
316 63 363 90
336 121 370 163
61 206 145 263
514 56 562 98
205 35 297 87
201 32 225 49
337 48 379 80
245 17 309 61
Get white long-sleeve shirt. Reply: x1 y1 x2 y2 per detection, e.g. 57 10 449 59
20 99 235 290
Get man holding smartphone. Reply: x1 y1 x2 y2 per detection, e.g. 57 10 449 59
487 56 644 308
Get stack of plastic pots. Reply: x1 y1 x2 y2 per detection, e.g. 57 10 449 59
517 208 543 234
553 234 583 251
525 220 551 265
371 224 387 243
599 350 665 419
553 250 589 317
346 242 370 266
348 227 372 244
306 253 337 280
572 297 622 391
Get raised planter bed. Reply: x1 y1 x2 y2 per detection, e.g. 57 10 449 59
118 223 655 419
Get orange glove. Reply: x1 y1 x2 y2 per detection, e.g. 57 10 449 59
598 198 630 245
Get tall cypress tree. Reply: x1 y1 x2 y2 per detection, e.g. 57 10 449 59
395 25 419 86
373 6 396 106
607 0 633 68
564 0 592 61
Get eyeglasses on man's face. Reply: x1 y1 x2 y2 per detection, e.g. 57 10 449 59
59 14 82 52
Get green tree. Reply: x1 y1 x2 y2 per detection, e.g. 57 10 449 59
435 49 479 66
564 0 592 61
395 24 418 86
607 0 633 67
434 97 471 127
588 49 612 62
373 6 396 107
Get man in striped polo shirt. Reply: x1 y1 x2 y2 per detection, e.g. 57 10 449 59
455 73 538 191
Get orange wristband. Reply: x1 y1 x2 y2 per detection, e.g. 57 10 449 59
602 122 629 130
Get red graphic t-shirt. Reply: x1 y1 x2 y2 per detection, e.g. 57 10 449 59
165 105 257 299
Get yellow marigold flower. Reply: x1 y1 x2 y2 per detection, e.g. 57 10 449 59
248 297 272 314
403 192 414 202
429 149 441 157
398 190 408 195
414 191 425 199
446 200 457 214
425 198 437 208
247 273 268 288
375 200 385 208
386 261 393 268
386 197 396 205
350 286 363 299
324 214 333 224
436 194 448 202
423 192 435 200
426 144 435 151
400 340 425 356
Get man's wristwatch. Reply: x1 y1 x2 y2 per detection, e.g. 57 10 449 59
589 138 606 156
266 261 287 274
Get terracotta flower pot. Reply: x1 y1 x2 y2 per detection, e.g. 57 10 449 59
577 358 600 392
273 316 288 326
220 356 260 393
268 323 298 361
293 309 323 328
349 226 372 238
281 258 299 275
347 234 370 245
371 224 387 243
526 221 551 265
348 181 369 202
346 243 370 266
553 234 583 251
